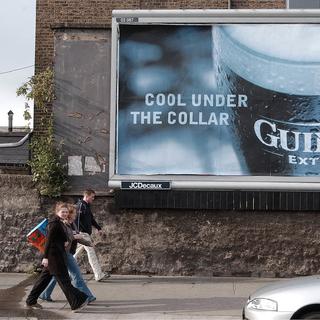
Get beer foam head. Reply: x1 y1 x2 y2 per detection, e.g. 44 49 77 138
224 25 320 63
213 24 320 95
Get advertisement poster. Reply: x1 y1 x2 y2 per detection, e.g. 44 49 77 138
117 24 320 176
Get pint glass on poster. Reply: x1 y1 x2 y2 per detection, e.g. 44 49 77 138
213 25 320 176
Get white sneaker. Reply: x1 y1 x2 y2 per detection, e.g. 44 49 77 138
96 273 111 282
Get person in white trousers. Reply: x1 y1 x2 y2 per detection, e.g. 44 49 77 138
74 189 110 282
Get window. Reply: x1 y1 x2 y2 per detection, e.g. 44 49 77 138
287 0 320 8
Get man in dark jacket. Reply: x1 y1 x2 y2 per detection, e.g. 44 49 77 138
74 189 110 281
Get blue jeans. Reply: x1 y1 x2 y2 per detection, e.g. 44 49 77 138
39 253 95 301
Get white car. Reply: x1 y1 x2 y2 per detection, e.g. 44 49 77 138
243 276 320 319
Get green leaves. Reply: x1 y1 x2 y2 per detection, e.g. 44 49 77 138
29 126 68 197
17 67 55 110
18 68 68 197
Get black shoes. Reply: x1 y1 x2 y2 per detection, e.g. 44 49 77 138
72 297 90 313
26 302 43 309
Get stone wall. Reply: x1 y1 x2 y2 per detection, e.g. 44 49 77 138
1 175 320 277
85 201 320 277
0 175 42 272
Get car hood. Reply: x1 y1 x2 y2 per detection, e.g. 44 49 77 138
250 275 320 312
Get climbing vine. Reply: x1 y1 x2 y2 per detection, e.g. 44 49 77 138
17 67 68 197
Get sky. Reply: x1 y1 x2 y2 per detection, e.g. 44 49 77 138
0 0 36 128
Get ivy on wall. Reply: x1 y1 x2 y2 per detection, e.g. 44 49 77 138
17 67 68 197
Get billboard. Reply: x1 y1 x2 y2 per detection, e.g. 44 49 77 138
109 10 320 190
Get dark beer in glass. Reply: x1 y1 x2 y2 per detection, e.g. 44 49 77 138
213 25 320 176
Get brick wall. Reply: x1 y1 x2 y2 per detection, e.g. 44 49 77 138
35 0 229 70
231 0 286 8
35 0 286 66
140 0 228 9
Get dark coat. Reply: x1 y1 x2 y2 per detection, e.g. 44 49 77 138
43 216 68 275
76 200 101 235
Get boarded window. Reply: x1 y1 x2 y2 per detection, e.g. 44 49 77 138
54 29 111 192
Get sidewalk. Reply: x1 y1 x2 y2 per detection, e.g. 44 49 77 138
0 273 284 320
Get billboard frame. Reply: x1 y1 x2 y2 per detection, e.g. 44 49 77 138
109 9 320 191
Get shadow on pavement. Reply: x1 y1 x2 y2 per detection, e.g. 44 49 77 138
0 273 64 319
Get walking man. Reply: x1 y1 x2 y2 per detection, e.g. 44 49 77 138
74 189 110 281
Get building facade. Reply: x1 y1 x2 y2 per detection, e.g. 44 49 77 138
3 0 318 276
